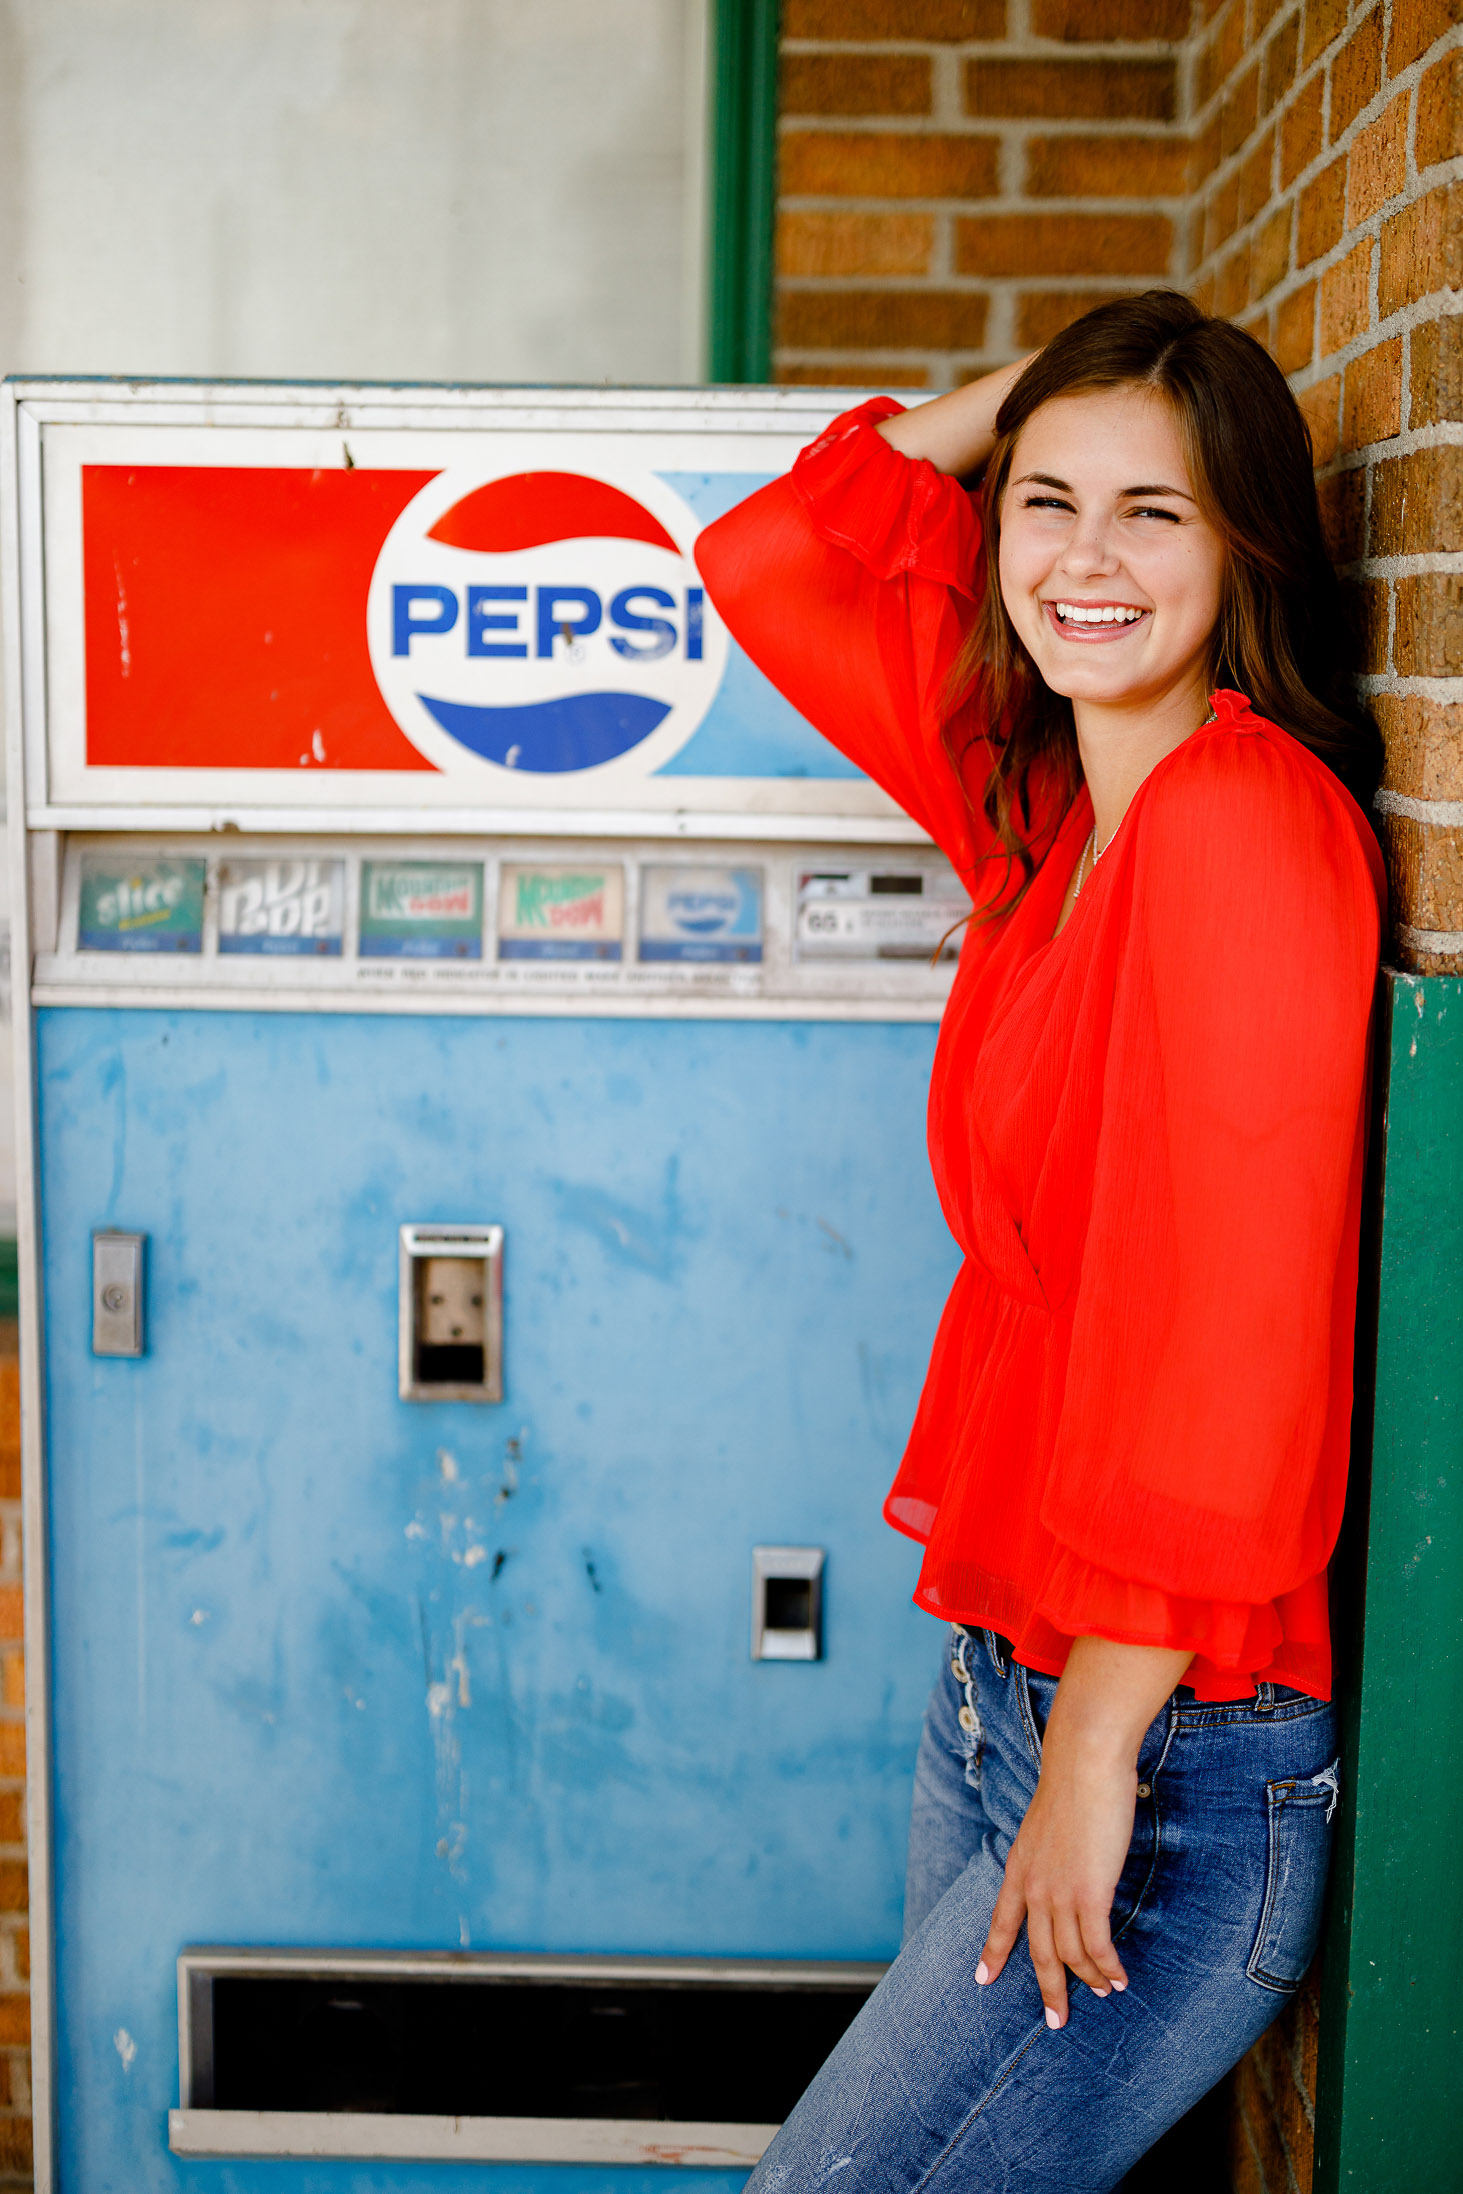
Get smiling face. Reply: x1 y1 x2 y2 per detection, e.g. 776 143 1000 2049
997 385 1226 728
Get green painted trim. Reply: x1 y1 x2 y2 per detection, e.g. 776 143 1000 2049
706 0 781 383
1316 972 1463 2191
0 1239 15 1324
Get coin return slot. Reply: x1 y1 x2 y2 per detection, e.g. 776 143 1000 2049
752 1545 825 1661
399 1225 503 1402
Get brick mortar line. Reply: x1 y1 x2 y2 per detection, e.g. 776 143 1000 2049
1326 418 1463 460
780 195 1194 211
781 40 1185 59
1377 790 1463 824
1399 921 1463 950
777 117 1189 137
779 277 1045 294
1362 672 1463 699
1340 551 1463 576
778 275 1171 295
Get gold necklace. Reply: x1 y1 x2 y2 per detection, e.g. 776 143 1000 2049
1072 826 1101 900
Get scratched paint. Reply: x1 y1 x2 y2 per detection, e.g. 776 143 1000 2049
40 1007 958 2192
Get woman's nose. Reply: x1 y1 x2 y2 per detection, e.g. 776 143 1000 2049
1062 513 1119 576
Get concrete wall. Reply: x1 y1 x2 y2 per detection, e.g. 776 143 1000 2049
0 0 707 386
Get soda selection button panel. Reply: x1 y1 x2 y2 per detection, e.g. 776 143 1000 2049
40 837 969 1020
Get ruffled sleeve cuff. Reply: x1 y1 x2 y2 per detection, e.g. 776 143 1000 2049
1035 1546 1285 1672
791 399 981 595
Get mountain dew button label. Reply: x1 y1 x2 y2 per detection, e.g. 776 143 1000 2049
359 862 483 959
639 865 762 962
498 864 624 961
79 855 205 952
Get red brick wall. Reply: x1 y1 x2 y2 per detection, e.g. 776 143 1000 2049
776 0 1190 389
1189 0 1462 978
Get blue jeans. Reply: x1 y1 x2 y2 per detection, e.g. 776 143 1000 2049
748 1626 1339 2193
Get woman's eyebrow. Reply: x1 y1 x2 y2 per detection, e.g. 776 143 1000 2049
1011 472 1197 502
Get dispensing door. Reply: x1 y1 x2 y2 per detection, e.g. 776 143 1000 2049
2 378 966 2191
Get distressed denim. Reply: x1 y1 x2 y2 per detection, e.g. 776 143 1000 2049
748 1626 1338 2194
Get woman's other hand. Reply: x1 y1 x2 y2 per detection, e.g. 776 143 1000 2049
975 1636 1192 2028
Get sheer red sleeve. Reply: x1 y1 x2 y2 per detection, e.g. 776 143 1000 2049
1035 723 1383 1667
692 398 994 877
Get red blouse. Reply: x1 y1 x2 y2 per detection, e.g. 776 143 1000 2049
696 399 1385 1702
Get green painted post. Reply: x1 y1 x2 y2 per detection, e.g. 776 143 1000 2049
1316 972 1463 2189
706 0 781 383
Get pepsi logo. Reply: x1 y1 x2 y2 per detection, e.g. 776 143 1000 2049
667 882 740 935
367 465 725 777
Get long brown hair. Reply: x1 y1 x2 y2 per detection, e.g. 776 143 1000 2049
951 289 1382 918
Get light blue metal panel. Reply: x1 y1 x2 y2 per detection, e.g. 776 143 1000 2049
39 1008 959 2193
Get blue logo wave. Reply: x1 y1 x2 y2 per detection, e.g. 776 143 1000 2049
419 691 671 773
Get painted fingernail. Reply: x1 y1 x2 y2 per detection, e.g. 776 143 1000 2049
1045 2007 1061 2030
1111 1979 1127 1992
1094 1987 1111 1999
975 1961 990 1985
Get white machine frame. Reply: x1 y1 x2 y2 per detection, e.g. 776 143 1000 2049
0 377 949 2184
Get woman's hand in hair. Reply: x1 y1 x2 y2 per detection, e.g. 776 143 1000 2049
975 1636 1192 2028
874 353 1037 481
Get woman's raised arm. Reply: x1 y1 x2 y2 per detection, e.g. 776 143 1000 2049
694 389 1008 875
874 354 1035 475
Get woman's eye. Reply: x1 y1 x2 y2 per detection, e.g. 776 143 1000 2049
1020 495 1072 513
1128 505 1182 523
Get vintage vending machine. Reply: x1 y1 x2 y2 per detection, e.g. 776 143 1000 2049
0 378 969 2191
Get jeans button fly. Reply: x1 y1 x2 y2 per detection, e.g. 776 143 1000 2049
958 1705 976 1733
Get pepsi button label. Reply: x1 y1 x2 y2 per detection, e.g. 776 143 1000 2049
639 865 763 963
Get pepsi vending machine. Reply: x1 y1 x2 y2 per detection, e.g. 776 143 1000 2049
1 380 968 2191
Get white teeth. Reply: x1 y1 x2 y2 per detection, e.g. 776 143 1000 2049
1053 602 1144 625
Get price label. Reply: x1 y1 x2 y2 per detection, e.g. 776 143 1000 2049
796 868 969 961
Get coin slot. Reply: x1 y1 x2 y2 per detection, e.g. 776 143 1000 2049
399 1226 503 1402
751 1546 825 1661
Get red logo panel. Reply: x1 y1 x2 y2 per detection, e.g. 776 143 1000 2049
84 466 441 771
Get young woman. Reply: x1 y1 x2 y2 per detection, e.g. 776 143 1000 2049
695 291 1385 2189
